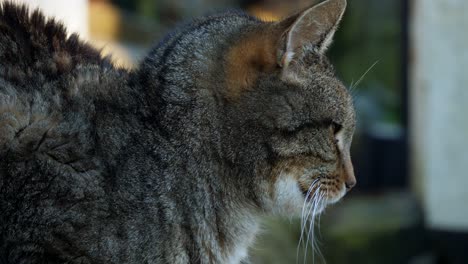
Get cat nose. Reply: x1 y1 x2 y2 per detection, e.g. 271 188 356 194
342 152 356 190
345 177 356 190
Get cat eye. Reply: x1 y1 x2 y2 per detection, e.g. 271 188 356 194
331 121 342 135
279 121 342 136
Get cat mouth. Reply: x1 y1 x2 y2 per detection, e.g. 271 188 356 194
300 182 346 205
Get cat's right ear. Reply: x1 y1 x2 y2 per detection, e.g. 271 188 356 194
277 0 347 69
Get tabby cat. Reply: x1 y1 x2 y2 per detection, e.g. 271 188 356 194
0 0 356 263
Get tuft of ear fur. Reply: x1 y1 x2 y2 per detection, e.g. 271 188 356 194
224 24 283 100
280 0 347 67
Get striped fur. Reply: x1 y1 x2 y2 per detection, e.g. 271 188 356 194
0 0 353 263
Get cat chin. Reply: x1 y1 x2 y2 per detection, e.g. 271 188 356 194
298 184 346 217
323 183 347 205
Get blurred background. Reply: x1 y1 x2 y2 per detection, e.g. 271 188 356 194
12 0 468 263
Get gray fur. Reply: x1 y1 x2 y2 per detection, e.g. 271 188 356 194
0 0 354 263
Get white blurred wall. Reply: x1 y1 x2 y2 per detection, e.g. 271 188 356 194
7 0 88 39
411 0 468 231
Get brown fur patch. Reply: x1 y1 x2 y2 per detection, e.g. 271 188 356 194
224 25 280 100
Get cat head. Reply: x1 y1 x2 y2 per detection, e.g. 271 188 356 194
223 0 355 216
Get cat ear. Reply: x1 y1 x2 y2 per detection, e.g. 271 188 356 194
278 0 347 68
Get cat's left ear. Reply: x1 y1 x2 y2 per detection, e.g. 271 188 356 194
278 0 347 68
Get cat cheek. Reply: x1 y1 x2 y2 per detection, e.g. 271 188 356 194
270 174 305 216
335 130 356 190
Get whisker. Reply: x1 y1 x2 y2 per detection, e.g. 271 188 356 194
300 187 316 263
317 189 328 238
297 178 320 263
349 60 379 91
314 193 325 260
303 187 321 264
349 78 355 90
313 193 326 263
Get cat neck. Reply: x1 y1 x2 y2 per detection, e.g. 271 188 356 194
217 203 260 263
